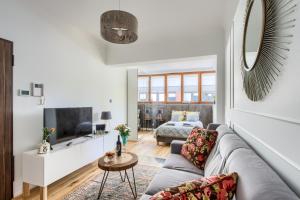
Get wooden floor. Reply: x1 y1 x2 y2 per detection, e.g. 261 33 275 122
14 132 170 200
129 131 170 158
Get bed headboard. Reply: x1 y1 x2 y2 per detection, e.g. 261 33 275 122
138 103 213 128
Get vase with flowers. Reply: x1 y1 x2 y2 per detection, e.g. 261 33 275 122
39 128 56 154
115 124 131 152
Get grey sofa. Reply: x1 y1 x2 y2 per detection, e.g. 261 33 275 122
140 124 299 200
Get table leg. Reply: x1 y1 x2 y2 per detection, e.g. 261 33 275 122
132 167 137 196
23 182 30 199
40 186 47 200
97 170 109 200
119 171 126 182
125 168 137 199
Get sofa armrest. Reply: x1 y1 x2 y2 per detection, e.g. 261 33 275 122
207 123 221 130
171 140 185 154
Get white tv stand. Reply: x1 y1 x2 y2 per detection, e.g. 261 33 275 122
22 131 118 200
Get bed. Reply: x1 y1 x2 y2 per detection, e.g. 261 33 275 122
155 120 203 144
155 110 204 145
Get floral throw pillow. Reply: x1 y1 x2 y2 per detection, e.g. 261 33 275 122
150 172 238 200
181 128 218 169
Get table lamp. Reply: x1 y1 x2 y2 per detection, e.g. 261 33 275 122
101 111 112 133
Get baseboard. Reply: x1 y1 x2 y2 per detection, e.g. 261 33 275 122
13 180 23 198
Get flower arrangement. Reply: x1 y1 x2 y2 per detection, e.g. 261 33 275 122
114 124 131 137
115 124 131 148
43 127 56 141
39 128 56 154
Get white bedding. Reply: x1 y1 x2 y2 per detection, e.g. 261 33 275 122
155 120 203 139
165 121 203 127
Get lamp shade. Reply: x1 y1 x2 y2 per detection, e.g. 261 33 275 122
100 10 138 44
101 111 112 120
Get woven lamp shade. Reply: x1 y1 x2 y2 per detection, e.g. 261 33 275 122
100 10 138 44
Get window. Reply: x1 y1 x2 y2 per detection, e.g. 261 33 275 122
137 71 216 104
151 76 165 102
183 74 199 102
138 77 149 102
201 73 216 102
167 75 181 102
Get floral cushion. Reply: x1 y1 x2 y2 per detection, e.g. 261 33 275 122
150 172 238 200
181 128 218 169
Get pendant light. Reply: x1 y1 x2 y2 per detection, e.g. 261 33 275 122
100 0 138 44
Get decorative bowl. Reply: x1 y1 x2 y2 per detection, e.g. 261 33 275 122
105 151 115 162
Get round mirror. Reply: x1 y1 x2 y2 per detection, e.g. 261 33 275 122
243 0 265 71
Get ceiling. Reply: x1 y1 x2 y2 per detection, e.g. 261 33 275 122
21 0 229 48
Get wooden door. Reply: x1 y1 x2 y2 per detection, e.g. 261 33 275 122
0 38 14 199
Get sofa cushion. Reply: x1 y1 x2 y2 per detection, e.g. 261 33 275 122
150 172 238 200
224 149 299 200
181 128 218 169
163 154 204 175
207 123 221 130
205 134 250 177
170 140 185 154
218 134 249 158
205 125 235 168
216 125 235 135
145 168 201 195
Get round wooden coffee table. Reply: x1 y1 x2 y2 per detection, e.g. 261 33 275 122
97 152 138 199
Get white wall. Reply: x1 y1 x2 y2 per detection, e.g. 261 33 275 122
127 69 138 141
107 28 226 124
225 0 300 196
0 0 127 196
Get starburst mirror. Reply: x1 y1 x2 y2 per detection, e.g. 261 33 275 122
242 0 297 101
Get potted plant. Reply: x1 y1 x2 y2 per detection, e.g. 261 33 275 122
115 124 131 150
39 128 56 154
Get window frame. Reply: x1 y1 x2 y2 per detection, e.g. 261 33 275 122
166 73 182 103
138 71 216 104
182 73 200 103
200 71 217 103
138 76 150 102
150 75 166 103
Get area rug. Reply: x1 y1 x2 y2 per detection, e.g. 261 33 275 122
64 157 165 200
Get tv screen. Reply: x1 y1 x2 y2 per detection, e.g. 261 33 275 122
43 107 93 144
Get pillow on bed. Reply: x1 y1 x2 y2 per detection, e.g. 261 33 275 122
186 111 200 122
171 111 185 122
181 127 218 169
183 123 193 127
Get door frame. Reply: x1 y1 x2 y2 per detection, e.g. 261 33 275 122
0 38 14 199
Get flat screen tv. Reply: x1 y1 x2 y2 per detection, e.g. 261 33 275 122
43 107 93 144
